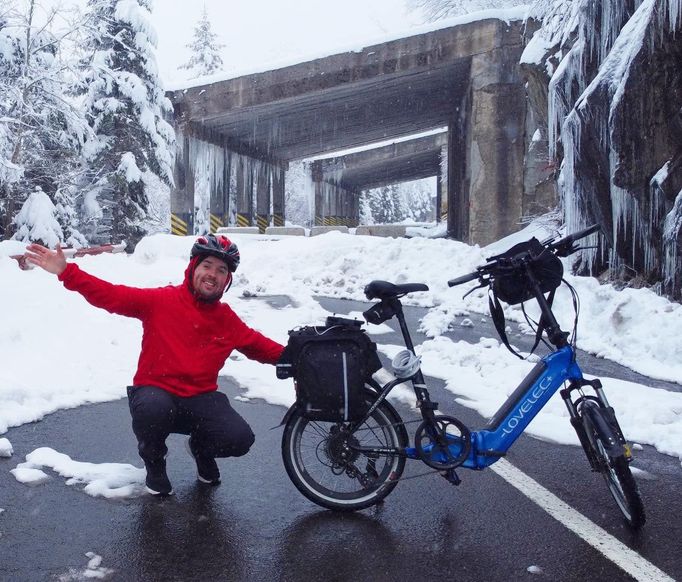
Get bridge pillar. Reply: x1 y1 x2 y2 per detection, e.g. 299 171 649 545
209 149 230 233
170 131 194 236
311 161 358 227
328 187 338 226
437 145 448 223
465 49 526 246
272 167 285 226
447 103 469 241
235 154 254 227
255 162 270 233
312 162 324 226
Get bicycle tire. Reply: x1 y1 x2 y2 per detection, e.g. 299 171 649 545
281 389 408 511
582 409 646 529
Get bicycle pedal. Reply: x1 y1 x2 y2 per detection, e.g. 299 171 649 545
441 468 461 486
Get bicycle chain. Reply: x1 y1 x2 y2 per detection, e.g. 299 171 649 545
352 418 451 483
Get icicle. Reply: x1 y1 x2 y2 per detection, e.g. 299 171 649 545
600 0 628 63
188 136 225 234
662 188 682 291
672 0 682 31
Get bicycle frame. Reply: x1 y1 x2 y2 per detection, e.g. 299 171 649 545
416 346 584 470
352 264 610 473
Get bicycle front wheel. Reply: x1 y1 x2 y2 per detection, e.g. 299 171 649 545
583 410 646 529
282 391 408 511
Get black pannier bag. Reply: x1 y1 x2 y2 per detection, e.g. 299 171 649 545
491 237 563 305
276 317 382 422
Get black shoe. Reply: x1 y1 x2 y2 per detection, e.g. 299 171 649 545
144 459 173 496
186 438 221 485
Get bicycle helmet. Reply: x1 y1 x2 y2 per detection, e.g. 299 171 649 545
191 234 240 272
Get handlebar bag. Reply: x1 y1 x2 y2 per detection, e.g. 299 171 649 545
277 323 382 422
492 238 563 305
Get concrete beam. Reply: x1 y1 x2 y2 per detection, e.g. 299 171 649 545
313 133 447 191
168 19 523 161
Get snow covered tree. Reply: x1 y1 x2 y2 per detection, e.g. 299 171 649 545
285 161 314 227
179 6 225 79
77 0 175 249
400 178 436 222
360 179 436 224
0 2 88 243
361 185 405 223
0 13 24 238
408 0 527 21
12 187 64 248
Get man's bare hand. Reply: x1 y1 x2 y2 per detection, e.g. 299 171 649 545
25 244 68 276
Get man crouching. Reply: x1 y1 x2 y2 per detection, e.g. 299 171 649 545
25 235 284 496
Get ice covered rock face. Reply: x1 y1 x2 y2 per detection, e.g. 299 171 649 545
522 0 682 298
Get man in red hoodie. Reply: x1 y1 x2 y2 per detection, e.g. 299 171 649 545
25 234 284 496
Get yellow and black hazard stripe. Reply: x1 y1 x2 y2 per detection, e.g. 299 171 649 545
210 214 223 234
273 214 284 227
314 215 323 226
256 215 269 234
171 214 188 236
236 214 250 227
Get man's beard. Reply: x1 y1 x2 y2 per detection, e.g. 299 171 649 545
195 288 222 302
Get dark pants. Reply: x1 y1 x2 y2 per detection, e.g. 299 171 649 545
127 386 255 463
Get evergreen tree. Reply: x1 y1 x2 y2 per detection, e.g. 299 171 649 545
0 3 87 243
0 14 24 238
362 185 403 223
77 0 175 249
12 187 64 248
179 7 225 79
399 178 435 222
360 179 436 224
285 161 314 227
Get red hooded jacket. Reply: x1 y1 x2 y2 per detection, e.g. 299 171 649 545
58 261 284 397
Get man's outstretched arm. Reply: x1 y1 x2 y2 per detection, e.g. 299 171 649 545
23 243 154 318
25 244 67 275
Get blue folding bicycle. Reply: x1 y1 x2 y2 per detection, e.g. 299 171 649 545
280 226 645 529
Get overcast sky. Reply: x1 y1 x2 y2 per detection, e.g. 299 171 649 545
152 0 419 85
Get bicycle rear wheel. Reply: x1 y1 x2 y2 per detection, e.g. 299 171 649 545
582 408 645 529
282 391 408 511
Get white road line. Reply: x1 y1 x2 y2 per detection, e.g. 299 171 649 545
490 459 675 582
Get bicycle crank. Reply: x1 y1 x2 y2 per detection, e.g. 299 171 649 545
414 414 471 470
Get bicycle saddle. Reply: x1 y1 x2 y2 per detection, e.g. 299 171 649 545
364 280 429 300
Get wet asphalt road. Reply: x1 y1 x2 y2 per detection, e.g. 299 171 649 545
1 297 681 581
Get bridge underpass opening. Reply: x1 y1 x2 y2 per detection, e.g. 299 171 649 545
306 131 446 227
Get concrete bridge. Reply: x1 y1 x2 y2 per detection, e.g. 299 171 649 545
168 16 549 244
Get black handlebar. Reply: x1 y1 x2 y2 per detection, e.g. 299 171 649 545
447 225 602 287
547 224 601 256
447 270 480 287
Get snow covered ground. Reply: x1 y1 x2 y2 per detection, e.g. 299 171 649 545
1 226 681 498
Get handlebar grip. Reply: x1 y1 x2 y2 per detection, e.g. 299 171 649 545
448 271 479 287
567 224 601 242
549 224 601 254
551 224 601 247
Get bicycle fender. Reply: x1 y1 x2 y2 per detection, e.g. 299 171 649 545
581 400 625 457
271 403 301 429
271 382 382 430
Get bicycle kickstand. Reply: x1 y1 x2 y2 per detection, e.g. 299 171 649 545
441 468 461 486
